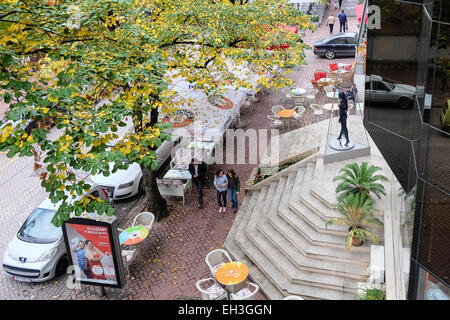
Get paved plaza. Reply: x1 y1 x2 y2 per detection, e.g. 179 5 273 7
0 4 360 300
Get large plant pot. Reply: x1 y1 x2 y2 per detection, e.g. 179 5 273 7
352 235 363 247
349 227 364 247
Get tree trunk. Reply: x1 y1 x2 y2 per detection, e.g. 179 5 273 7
141 164 169 221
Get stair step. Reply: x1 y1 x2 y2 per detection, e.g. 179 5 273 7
255 221 368 281
262 215 370 266
240 230 356 300
249 225 362 291
299 162 346 220
278 205 370 253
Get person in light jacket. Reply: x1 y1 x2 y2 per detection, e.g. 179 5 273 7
214 169 228 213
327 14 336 35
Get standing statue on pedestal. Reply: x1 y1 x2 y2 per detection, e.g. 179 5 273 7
337 91 350 147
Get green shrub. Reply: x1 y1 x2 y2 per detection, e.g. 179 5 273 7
356 287 386 300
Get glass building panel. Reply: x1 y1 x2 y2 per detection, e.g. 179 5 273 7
417 183 450 284
420 125 450 192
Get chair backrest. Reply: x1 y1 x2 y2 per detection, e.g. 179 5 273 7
308 89 319 96
309 103 321 110
205 249 232 271
283 295 304 300
231 282 260 300
267 115 279 121
271 105 285 114
324 86 335 93
196 278 224 300
132 211 155 229
293 106 305 116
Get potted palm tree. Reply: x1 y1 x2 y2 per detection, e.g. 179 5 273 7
326 193 383 249
333 162 388 201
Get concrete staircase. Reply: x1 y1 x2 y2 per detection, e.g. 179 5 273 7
225 155 373 300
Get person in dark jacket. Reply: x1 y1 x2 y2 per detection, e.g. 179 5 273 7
188 158 206 208
226 169 240 213
337 91 350 146
338 10 347 33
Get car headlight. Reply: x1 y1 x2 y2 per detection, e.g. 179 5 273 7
36 247 58 263
118 181 134 189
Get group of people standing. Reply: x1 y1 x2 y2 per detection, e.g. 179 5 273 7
326 9 348 35
188 158 240 214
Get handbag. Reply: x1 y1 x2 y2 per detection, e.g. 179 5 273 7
345 23 348 31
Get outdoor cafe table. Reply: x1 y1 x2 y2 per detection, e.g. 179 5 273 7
289 88 306 96
277 109 297 130
163 169 192 180
326 91 340 99
322 103 339 112
119 225 149 249
216 261 249 294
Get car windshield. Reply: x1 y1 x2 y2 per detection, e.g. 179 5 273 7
17 208 61 244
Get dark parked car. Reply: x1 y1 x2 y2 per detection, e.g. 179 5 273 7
313 32 359 59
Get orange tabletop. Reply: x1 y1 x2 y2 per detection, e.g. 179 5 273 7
278 109 296 118
216 261 249 286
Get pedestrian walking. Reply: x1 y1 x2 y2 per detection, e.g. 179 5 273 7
338 0 342 9
338 10 348 33
337 91 350 146
214 169 228 213
189 158 207 208
327 14 336 35
226 169 240 213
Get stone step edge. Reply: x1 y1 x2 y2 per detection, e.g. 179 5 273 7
249 221 369 281
236 232 357 300
255 223 365 292
246 151 318 192
276 206 371 254
258 218 370 268
288 200 348 237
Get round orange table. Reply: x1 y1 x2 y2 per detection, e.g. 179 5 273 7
216 261 249 293
277 109 296 118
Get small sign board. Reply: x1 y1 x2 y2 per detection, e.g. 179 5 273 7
62 214 126 289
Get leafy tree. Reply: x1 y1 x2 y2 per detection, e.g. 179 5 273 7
0 0 314 226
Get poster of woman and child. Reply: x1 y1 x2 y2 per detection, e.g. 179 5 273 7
64 221 121 287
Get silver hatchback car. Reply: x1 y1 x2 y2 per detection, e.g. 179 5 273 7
2 184 111 282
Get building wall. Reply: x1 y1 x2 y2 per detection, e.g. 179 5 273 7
364 0 449 299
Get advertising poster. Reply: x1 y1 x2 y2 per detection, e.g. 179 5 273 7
63 219 124 288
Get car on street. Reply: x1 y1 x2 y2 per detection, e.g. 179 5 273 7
2 184 111 283
365 75 416 109
90 139 178 201
313 32 359 59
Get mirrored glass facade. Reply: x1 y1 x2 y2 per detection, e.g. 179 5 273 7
364 0 449 299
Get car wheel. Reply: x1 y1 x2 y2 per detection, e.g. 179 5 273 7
398 98 412 109
138 178 145 195
55 255 69 276
324 50 336 59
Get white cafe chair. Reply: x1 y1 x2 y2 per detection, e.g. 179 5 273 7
230 282 260 300
196 278 228 300
132 211 155 231
205 249 232 278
